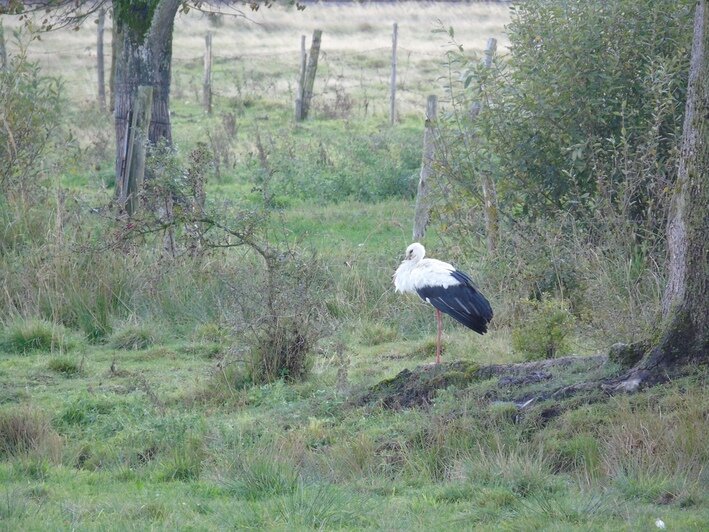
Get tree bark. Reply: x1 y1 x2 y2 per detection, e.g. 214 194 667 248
113 0 180 190
611 0 708 391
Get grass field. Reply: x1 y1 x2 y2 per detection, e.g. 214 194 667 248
1 2 708 530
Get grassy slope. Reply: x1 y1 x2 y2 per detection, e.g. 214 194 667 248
2 3 708 530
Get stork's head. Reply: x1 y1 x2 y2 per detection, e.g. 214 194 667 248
404 242 426 262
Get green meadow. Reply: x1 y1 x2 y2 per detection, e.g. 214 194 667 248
1 2 707 530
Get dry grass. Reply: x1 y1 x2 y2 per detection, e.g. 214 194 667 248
3 2 510 114
0 407 62 461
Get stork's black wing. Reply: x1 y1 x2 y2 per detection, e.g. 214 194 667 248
416 270 493 334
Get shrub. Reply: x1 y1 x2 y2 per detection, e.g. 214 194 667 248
228 245 329 385
0 318 79 354
0 37 64 197
511 298 575 360
445 0 692 222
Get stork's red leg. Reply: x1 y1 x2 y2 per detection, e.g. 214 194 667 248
435 309 443 364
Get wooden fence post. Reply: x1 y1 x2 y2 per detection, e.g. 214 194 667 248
470 37 499 254
470 37 496 120
119 86 153 216
295 34 307 121
0 19 7 70
203 32 213 114
413 95 437 240
390 22 398 125
97 8 106 111
301 29 322 120
110 17 117 112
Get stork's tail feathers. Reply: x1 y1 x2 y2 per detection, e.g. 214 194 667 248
416 270 493 334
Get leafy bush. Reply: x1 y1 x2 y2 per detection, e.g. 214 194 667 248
217 234 329 385
447 0 692 222
512 298 575 360
0 36 64 197
431 0 692 341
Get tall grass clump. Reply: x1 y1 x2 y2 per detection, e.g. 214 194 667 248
0 407 62 460
601 387 708 500
0 318 79 354
109 321 158 350
219 452 299 500
462 442 562 498
47 355 82 376
276 483 371 529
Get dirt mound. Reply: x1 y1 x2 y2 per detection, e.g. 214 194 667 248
355 361 480 409
356 355 608 410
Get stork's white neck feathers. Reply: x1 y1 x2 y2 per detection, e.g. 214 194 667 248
394 243 459 293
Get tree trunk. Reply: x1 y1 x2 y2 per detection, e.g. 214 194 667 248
113 0 180 193
612 0 708 391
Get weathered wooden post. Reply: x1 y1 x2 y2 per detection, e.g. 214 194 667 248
0 19 7 70
97 8 106 111
470 37 496 120
301 29 322 120
109 17 117 112
118 86 153 216
295 34 307 121
390 22 398 125
470 37 499 254
203 32 213 114
413 95 437 240
0 20 7 70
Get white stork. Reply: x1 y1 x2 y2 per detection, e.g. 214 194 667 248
394 242 493 364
